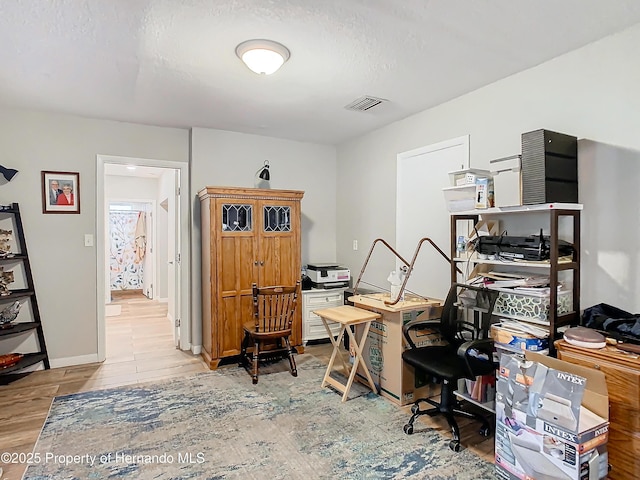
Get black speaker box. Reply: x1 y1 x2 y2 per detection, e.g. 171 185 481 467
521 129 578 205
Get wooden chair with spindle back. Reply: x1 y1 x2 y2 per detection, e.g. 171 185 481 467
240 281 300 384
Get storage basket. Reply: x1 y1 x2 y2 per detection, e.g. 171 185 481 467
492 288 572 324
442 185 476 212
448 168 492 186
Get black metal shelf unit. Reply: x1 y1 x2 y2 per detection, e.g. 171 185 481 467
449 204 581 355
0 203 49 384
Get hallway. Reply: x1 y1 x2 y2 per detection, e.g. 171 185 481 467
103 290 207 388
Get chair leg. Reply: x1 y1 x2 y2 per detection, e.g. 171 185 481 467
443 412 461 442
252 340 260 384
403 398 438 434
452 407 491 436
402 380 487 452
240 333 249 368
284 337 297 377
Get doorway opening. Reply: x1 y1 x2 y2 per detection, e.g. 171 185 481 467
96 155 191 363
108 201 155 301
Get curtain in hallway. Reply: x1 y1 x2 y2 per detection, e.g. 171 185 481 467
110 211 144 290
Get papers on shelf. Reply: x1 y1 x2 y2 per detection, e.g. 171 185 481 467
496 319 549 339
477 271 550 289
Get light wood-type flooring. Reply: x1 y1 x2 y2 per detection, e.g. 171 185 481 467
0 292 493 479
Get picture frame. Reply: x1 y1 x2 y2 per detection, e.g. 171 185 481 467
41 171 81 214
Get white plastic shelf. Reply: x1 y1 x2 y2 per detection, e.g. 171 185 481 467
454 390 495 414
450 203 583 216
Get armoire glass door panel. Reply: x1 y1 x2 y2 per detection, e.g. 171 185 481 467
263 205 291 232
222 204 253 231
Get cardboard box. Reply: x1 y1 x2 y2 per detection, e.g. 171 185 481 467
349 293 443 405
475 176 495 209
491 323 549 352
490 154 522 208
495 352 609 480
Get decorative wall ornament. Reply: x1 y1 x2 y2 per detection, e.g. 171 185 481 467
0 165 18 184
0 267 14 296
0 229 13 257
41 171 80 214
0 300 22 327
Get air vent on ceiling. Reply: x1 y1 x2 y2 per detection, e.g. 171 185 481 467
344 96 388 112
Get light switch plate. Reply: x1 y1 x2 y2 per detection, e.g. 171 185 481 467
84 234 94 247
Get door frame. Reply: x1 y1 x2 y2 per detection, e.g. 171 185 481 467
96 155 191 361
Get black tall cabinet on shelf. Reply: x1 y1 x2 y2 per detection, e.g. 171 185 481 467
0 203 49 384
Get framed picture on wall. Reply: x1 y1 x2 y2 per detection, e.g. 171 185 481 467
41 171 81 214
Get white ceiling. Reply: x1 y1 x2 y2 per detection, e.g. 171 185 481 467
2 1 640 145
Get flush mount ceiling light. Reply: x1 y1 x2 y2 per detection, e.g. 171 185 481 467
236 39 290 75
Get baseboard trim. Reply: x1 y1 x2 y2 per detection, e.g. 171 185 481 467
191 344 202 355
157 297 168 303
50 353 100 368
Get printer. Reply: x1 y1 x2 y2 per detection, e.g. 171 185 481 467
474 231 574 261
306 263 350 289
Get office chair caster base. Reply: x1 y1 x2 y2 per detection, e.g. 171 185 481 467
410 404 420 415
449 440 461 452
403 423 414 435
479 425 490 437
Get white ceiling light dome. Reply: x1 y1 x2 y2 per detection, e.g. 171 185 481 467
236 39 290 75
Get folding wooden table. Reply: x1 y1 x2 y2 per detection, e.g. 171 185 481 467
312 305 381 402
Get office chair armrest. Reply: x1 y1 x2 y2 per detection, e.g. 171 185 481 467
457 338 495 375
402 318 442 349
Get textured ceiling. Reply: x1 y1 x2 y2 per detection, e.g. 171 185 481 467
1 1 640 145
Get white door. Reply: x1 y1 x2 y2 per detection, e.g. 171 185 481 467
169 170 181 347
396 136 469 301
142 205 154 299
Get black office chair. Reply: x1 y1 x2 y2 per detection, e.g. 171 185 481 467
401 282 499 451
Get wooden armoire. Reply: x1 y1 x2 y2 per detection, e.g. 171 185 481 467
198 186 305 369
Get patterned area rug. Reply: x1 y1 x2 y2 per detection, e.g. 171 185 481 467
25 356 494 479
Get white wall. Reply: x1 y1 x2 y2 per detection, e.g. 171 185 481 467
106 176 159 200
337 23 640 312
189 127 337 348
0 108 188 366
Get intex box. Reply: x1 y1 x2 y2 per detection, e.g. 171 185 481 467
495 352 609 480
349 293 443 406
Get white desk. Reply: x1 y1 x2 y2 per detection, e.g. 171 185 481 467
312 305 381 402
